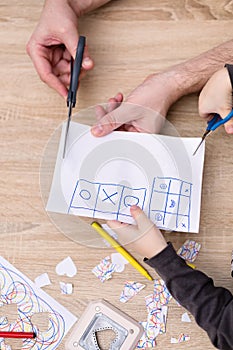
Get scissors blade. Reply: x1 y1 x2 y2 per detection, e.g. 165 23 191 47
63 102 72 158
193 130 211 156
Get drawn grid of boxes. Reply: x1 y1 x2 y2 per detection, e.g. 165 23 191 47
68 177 192 231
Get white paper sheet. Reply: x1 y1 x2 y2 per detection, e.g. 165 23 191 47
46 122 205 233
0 256 77 350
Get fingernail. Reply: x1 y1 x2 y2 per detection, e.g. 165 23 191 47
83 57 92 67
226 125 233 134
130 205 138 211
92 124 103 136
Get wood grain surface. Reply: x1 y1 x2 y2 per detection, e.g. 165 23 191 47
0 0 233 349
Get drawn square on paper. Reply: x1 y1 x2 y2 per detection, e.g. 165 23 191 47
166 194 179 214
178 196 190 216
176 216 189 232
149 192 167 212
169 179 182 194
181 182 192 197
95 184 123 214
152 211 165 226
69 179 99 211
164 213 177 230
118 187 146 217
153 178 170 193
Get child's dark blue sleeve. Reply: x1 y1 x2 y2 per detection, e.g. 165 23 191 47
144 243 233 350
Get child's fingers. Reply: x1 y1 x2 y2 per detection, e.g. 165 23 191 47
107 220 140 245
94 105 107 121
106 93 124 113
130 205 155 234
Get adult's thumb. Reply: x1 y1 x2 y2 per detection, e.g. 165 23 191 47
63 28 80 59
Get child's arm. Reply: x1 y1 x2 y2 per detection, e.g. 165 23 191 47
108 206 233 350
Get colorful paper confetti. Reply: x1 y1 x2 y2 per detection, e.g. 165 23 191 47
119 281 146 303
177 239 201 262
153 278 172 305
171 333 190 343
136 322 157 349
92 256 116 282
145 279 172 312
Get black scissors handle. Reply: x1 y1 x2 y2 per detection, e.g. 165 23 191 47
67 36 86 108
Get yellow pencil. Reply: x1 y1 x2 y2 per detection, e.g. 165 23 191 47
186 262 196 269
91 221 153 281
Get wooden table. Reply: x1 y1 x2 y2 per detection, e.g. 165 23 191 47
0 1 233 349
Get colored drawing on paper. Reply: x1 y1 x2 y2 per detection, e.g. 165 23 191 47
92 256 116 282
119 281 146 303
177 239 201 262
0 257 77 350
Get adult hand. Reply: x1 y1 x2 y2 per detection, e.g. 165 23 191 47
199 67 233 134
107 206 167 259
91 71 181 136
26 0 94 98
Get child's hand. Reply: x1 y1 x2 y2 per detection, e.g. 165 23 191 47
199 67 233 134
107 206 167 259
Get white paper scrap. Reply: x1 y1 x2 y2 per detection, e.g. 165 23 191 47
111 252 129 272
59 282 73 295
46 122 205 233
34 272 51 288
181 312 191 322
56 256 77 277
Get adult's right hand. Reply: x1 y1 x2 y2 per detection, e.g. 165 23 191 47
26 0 94 98
91 72 179 136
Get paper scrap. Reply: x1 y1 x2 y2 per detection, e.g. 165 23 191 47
177 239 201 262
181 312 191 322
0 256 77 350
0 345 11 350
59 282 73 295
171 333 190 343
92 256 116 282
145 279 172 311
159 306 168 334
119 281 146 303
56 256 77 277
111 252 129 273
137 322 157 349
46 121 205 233
34 273 51 288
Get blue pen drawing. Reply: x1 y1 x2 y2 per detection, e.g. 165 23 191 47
69 179 147 221
148 177 192 231
68 177 192 231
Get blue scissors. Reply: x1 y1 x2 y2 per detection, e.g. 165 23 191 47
193 109 233 156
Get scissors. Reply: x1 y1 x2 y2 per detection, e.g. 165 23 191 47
63 36 86 158
193 109 233 156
